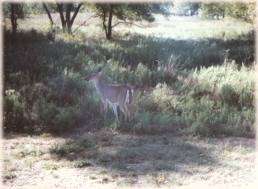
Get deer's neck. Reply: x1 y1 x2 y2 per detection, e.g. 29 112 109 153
93 77 106 95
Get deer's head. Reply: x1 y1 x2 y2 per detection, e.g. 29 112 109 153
85 68 103 81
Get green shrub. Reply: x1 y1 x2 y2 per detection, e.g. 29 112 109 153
3 90 28 132
3 29 255 138
135 112 152 128
192 62 255 108
181 96 255 137
53 107 79 132
35 98 80 133
47 74 87 106
152 113 173 126
135 63 151 86
220 84 239 106
188 122 210 137
37 100 59 131
74 160 92 168
140 83 178 113
239 86 254 108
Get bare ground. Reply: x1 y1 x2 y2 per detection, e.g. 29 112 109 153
2 127 256 189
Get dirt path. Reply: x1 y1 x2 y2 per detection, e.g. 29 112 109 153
2 128 256 188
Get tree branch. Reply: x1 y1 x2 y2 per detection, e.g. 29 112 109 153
73 14 98 33
112 20 148 28
66 3 72 25
112 21 124 28
70 3 83 26
43 3 54 26
56 3 66 29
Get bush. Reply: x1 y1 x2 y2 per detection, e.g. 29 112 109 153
192 62 255 107
200 2 255 22
239 86 254 108
220 84 239 106
135 63 152 86
152 113 174 126
133 62 255 137
141 83 178 112
3 29 255 138
3 90 28 132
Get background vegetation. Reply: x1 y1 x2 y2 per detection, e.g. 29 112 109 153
3 1 255 138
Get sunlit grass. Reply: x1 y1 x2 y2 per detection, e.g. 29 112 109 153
12 13 254 40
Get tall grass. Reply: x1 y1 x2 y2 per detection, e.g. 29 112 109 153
135 63 255 137
3 28 255 137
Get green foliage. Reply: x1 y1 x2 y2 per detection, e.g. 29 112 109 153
220 85 239 106
172 2 200 16
3 25 255 137
136 112 152 127
74 160 92 168
141 83 178 112
201 3 225 19
152 113 174 126
3 90 28 132
225 3 255 22
192 62 255 107
239 86 254 108
37 101 79 133
135 63 151 85
90 3 170 39
201 2 255 22
3 3 46 17
135 62 255 137
3 3 25 18
93 3 168 22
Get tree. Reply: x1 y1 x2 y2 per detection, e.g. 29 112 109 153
3 3 24 34
10 4 18 34
56 2 83 33
224 3 255 23
171 2 200 16
40 2 84 33
42 3 54 28
200 2 255 22
92 3 170 40
200 3 225 19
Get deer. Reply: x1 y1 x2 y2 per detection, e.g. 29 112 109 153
85 68 136 122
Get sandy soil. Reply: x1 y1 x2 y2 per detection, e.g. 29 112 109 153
2 127 256 189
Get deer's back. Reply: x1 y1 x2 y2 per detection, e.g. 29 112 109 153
99 84 133 104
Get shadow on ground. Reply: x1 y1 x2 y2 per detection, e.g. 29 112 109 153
93 32 254 70
49 128 217 176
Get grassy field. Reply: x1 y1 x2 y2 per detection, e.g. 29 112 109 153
3 12 256 188
17 13 254 39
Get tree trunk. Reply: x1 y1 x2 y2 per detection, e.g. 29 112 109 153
10 4 18 34
43 3 54 28
106 5 113 40
57 3 66 32
66 3 72 33
70 3 83 28
57 3 82 34
102 10 108 37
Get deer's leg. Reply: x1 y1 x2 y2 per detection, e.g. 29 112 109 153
101 100 108 119
124 105 131 121
112 104 119 122
120 105 128 122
